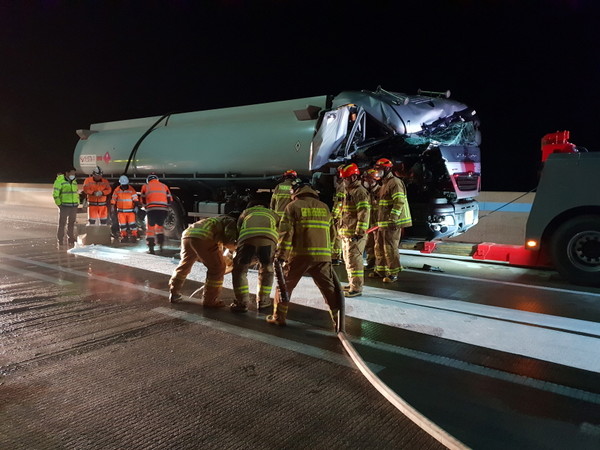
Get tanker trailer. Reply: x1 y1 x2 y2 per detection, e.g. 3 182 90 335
74 87 481 239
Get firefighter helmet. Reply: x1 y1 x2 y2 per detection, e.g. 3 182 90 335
374 158 393 168
339 163 360 178
283 170 297 179
119 175 129 185
92 166 103 176
146 174 159 183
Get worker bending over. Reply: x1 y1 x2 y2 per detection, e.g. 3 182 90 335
230 200 279 312
169 214 238 307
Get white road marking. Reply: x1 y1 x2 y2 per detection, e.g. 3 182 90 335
0 262 72 285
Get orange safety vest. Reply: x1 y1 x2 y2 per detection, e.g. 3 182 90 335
111 186 139 212
141 179 172 211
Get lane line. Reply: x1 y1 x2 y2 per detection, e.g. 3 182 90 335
356 337 600 405
401 251 600 297
0 252 383 372
0 263 72 286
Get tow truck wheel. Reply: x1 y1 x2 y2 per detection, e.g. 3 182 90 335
551 215 600 286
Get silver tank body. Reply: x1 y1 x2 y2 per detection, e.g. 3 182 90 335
74 96 327 177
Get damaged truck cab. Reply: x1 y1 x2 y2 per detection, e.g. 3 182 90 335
311 88 481 239
74 87 481 240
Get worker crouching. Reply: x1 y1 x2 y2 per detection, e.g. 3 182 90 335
169 214 238 307
268 182 344 330
230 200 279 313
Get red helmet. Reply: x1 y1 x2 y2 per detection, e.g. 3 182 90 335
283 169 297 179
339 163 360 179
374 158 393 168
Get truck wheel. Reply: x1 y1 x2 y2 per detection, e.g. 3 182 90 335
164 199 185 240
551 215 600 286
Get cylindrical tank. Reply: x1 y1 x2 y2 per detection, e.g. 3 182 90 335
74 96 327 177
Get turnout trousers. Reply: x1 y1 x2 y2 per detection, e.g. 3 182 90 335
232 237 275 309
374 227 402 277
342 235 367 292
273 258 343 318
169 237 226 306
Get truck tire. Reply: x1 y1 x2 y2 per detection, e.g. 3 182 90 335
164 199 185 240
550 215 600 286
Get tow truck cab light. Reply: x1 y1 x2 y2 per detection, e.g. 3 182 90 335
541 130 577 162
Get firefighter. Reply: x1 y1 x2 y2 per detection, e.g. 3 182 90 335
53 167 79 248
82 166 112 225
267 182 343 329
270 169 298 223
362 168 380 270
111 175 140 243
168 214 238 307
330 165 345 266
230 199 279 312
369 158 412 282
338 163 371 297
141 174 173 254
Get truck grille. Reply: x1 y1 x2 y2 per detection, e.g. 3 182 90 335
454 174 479 192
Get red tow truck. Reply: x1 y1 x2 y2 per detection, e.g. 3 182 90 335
415 131 600 287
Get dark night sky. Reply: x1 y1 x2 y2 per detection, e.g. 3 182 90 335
1 0 598 190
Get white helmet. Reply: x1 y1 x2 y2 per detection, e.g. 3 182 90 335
119 175 129 185
92 166 103 176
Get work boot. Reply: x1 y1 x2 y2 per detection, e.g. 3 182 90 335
382 275 397 283
203 299 227 308
266 303 288 326
169 292 183 303
344 290 362 298
230 301 248 313
342 285 351 291
257 295 272 310
120 236 130 243
148 244 155 255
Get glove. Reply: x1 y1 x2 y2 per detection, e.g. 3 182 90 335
94 191 103 197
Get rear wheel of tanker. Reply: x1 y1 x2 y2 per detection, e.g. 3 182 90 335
164 199 185 240
551 215 600 286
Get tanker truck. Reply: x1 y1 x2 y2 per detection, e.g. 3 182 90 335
74 87 481 239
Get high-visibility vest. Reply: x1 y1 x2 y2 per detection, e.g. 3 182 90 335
83 176 112 206
53 174 79 207
141 179 172 211
111 186 139 212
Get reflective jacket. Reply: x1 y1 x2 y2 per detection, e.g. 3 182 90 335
237 205 279 245
53 174 79 207
339 180 371 237
276 186 333 262
83 176 112 206
377 172 412 228
270 179 294 221
111 186 139 212
183 215 238 249
141 179 173 211
331 179 346 220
